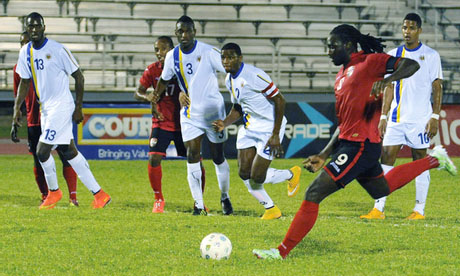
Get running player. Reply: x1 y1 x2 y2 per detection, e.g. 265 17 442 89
11 31 78 206
134 36 206 213
253 24 456 259
152 16 232 216
213 43 301 220
360 13 443 220
13 12 111 209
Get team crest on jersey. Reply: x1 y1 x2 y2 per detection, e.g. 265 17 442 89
46 54 51 59
150 138 158 147
419 55 425 60
197 56 201 62
346 66 354 77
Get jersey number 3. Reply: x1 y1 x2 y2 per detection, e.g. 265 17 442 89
186 63 193 74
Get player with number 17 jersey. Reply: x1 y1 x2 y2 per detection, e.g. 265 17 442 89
161 40 226 134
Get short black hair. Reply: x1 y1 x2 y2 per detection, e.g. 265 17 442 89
221 43 242 56
176 15 194 28
21 31 29 36
157 36 174 49
26 12 44 24
404 13 422 28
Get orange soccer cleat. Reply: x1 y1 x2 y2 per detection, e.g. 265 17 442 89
39 189 63 210
152 199 165 213
406 211 425 220
92 189 111 209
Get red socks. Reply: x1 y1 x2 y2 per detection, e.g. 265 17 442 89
33 166 48 197
148 164 163 200
385 156 439 194
63 166 77 200
278 200 319 258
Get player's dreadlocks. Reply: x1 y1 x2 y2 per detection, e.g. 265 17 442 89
330 24 386 54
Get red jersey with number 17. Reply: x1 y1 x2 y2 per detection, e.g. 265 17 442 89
334 51 395 143
13 64 40 127
139 61 181 131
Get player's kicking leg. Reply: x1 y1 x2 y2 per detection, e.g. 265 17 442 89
57 151 78 207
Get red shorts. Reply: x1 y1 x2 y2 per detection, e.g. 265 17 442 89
324 139 384 187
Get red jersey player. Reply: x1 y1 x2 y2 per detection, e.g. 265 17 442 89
134 36 205 213
253 24 457 259
11 31 78 206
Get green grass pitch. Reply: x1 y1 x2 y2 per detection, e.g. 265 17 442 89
0 156 459 275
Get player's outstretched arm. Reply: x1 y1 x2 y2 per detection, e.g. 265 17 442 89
71 69 84 124
212 104 243 132
370 57 419 98
12 78 30 127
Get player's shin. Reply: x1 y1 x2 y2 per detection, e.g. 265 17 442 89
214 159 230 200
187 162 204 209
244 179 274 209
39 155 59 190
67 152 101 194
278 200 319 258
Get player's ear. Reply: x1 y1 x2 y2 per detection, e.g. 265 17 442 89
238 55 243 63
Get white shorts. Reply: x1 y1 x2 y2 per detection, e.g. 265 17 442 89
236 121 286 161
39 107 74 145
382 121 430 149
180 114 227 143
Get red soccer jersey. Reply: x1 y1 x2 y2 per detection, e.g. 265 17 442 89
13 64 40 127
334 51 393 143
139 61 181 131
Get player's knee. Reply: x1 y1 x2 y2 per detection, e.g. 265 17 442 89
36 148 50 163
149 154 162 167
238 169 250 181
304 185 322 203
250 173 266 185
57 145 77 160
187 149 201 163
211 153 225 165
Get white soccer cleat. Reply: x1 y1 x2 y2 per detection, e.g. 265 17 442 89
429 145 457 176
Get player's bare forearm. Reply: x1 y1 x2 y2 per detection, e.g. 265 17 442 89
223 107 242 127
270 93 285 136
432 79 442 115
152 78 168 103
134 84 151 102
381 84 394 116
72 69 85 108
13 78 30 126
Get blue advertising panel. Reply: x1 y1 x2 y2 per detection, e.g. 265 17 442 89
75 102 337 160
73 104 182 160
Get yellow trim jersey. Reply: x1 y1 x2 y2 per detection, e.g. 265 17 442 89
16 38 78 112
161 40 226 124
225 63 286 132
387 43 443 124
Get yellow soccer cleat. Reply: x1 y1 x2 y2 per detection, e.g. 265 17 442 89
287 166 301 197
39 189 63 210
261 205 282 220
360 208 385 219
406 211 425 220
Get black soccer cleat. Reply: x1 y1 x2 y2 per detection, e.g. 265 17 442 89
221 198 233 215
193 206 208 216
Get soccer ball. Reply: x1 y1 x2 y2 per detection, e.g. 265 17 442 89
200 233 232 260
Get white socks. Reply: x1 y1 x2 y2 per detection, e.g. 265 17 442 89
414 170 430 215
39 156 59 190
374 164 393 212
264 168 292 184
67 152 101 194
244 179 274 209
187 162 204 209
214 159 230 200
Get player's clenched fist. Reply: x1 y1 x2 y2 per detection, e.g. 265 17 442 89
212 120 225 132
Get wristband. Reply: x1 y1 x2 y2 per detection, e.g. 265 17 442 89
431 113 440 120
380 115 387 120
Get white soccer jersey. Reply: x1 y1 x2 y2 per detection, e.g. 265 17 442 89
225 63 287 132
162 40 226 123
16 38 78 112
387 43 443 124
